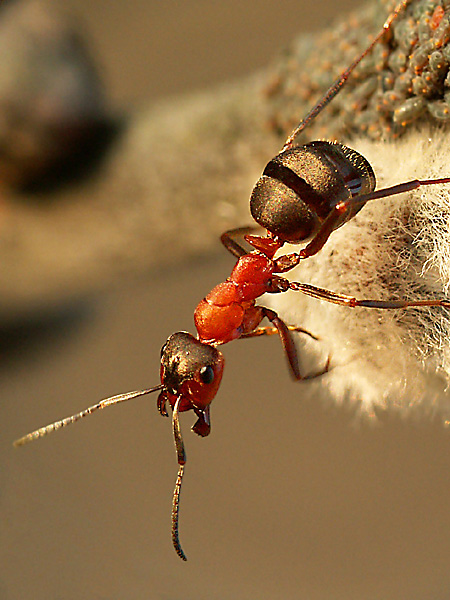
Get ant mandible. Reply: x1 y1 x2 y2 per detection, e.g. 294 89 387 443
14 0 450 561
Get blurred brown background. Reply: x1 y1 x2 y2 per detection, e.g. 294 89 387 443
3 1 450 599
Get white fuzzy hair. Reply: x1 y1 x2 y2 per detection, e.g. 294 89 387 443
264 128 450 415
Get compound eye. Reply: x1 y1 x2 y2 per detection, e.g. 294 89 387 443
199 365 214 385
160 341 168 358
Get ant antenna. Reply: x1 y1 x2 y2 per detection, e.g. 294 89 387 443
171 396 187 561
13 385 164 447
14 384 190 560
282 0 411 151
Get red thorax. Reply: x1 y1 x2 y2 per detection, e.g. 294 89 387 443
194 251 276 345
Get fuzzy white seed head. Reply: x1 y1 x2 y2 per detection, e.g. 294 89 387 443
265 129 450 414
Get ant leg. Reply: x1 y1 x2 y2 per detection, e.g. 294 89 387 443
241 307 329 380
282 0 410 150
286 281 450 310
221 226 283 258
275 176 450 269
220 227 259 258
241 324 320 342
302 177 450 259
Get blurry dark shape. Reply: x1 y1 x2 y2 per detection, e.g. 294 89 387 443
2 0 450 324
0 298 94 366
0 0 116 191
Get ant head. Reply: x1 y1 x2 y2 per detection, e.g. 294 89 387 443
159 332 225 430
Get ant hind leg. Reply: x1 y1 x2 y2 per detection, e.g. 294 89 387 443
220 227 259 258
287 281 450 310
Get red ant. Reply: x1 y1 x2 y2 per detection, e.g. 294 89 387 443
14 0 450 561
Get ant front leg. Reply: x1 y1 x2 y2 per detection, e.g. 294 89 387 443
241 307 329 381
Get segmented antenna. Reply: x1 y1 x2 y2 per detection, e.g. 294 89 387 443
171 396 187 561
172 465 186 561
13 385 164 447
282 0 411 151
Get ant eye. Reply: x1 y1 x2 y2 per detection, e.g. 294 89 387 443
160 342 168 358
199 365 214 384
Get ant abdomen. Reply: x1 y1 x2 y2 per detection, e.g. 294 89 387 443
250 141 376 243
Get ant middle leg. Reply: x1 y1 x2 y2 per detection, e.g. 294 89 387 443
240 323 320 341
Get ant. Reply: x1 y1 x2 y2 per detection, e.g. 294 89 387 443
14 0 450 561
